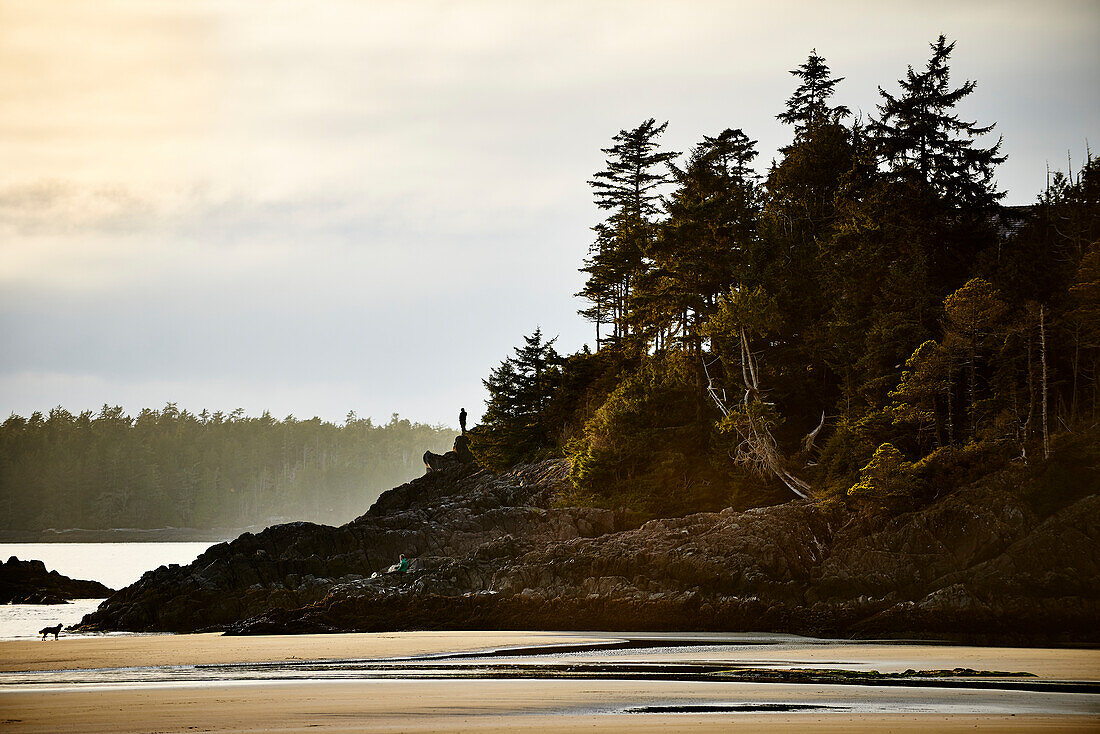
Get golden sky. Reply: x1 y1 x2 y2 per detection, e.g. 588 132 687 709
1 0 1097 423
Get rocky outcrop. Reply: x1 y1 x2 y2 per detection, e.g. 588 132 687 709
79 459 1100 643
1 557 114 604
423 435 477 472
78 461 627 632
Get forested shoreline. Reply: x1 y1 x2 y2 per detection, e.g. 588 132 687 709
470 37 1099 518
3 38 1095 539
0 406 452 536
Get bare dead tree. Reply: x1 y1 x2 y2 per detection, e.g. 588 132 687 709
1041 304 1050 460
802 411 827 454
703 330 814 499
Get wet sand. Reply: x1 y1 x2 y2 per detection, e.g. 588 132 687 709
1 632 1098 732
0 630 609 672
4 631 1097 678
1 679 1096 733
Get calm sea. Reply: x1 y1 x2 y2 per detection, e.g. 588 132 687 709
0 541 214 639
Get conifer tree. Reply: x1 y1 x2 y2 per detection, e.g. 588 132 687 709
763 50 858 425
777 49 851 134
471 329 562 468
579 119 678 348
638 128 760 352
943 277 1007 436
873 35 1005 209
890 339 950 449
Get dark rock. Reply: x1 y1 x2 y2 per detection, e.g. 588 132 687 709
423 449 460 472
79 460 630 632
77 458 1100 643
424 436 478 473
1 556 114 604
453 435 476 464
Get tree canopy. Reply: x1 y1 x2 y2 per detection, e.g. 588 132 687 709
473 38 1100 520
0 407 451 534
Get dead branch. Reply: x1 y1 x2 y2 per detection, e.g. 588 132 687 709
703 334 813 500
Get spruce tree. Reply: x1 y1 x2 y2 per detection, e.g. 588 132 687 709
580 119 678 348
640 128 760 353
777 49 851 134
471 329 562 468
762 51 858 426
873 35 1006 209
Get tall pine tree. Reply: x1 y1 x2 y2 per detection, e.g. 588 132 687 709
470 329 562 468
579 119 678 349
873 35 1005 210
637 128 760 354
777 49 851 135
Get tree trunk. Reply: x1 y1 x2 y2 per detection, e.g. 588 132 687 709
945 366 955 445
967 342 977 438
595 300 601 351
1024 327 1035 452
1040 304 1049 460
1071 321 1080 426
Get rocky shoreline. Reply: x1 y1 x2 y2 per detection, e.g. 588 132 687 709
77 460 1099 643
2 557 114 604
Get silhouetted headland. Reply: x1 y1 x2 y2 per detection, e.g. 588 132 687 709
76 458 1097 644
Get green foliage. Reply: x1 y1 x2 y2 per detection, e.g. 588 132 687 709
0 407 452 533
634 129 760 351
944 278 1007 340
579 119 679 348
542 348 634 450
488 42 1098 521
706 286 782 342
890 340 949 447
816 409 898 496
847 443 918 507
777 49 851 133
566 352 730 517
468 329 562 469
911 440 1014 501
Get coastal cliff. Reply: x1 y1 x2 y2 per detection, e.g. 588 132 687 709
78 460 1099 642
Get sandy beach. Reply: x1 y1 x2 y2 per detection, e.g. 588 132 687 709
0 630 1097 678
2 679 1097 734
1 631 1097 732
0 630 609 672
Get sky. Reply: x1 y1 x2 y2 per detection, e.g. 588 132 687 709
1 0 1098 427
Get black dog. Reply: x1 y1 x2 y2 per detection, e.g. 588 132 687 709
39 624 62 640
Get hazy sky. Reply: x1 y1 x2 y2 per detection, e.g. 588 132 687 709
2 0 1098 427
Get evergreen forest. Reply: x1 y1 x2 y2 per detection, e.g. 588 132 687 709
469 37 1100 519
0 406 452 535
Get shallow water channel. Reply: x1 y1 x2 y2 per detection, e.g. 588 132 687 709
2 635 1097 719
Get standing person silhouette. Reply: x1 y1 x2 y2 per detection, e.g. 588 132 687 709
459 408 467 434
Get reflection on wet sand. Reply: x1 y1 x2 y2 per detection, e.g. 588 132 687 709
1 631 1097 732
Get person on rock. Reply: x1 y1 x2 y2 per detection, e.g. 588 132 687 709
459 408 467 434
384 554 409 575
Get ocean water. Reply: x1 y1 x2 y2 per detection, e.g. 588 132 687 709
0 542 215 590
1 542 215 640
0 598 107 640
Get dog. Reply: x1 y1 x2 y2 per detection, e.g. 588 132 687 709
39 624 62 640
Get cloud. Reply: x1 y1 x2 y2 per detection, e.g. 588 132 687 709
0 181 158 237
0 0 1097 423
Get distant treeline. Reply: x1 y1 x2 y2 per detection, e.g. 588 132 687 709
0 405 453 534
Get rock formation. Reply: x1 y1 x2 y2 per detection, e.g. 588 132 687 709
1 557 114 604
423 435 477 472
78 460 1099 643
78 461 625 632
